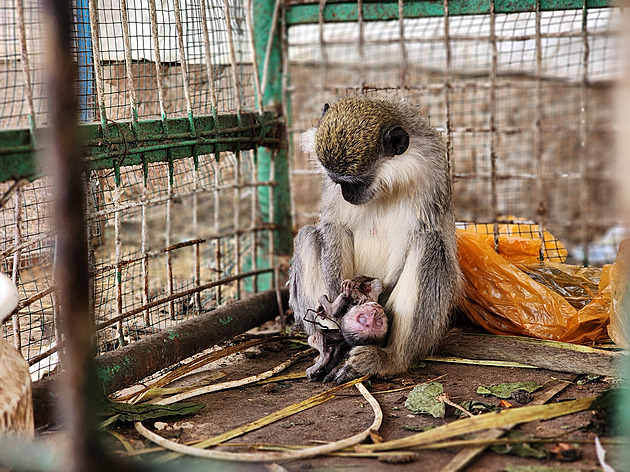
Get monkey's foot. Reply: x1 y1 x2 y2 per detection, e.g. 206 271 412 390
306 363 329 382
341 278 366 302
325 345 385 384
306 354 336 381
341 276 383 304
323 363 361 384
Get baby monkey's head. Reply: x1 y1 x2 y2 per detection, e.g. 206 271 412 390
341 301 388 347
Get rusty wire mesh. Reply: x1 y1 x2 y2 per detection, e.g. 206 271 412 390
0 0 276 381
286 6 623 267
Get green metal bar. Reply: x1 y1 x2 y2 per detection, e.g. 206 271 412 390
285 0 616 25
0 111 281 182
253 0 294 286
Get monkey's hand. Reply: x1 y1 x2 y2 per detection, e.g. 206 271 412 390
306 332 333 381
341 276 383 304
325 345 385 384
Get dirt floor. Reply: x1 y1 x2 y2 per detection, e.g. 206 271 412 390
76 323 625 472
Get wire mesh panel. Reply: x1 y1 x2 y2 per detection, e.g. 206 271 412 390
0 0 285 381
286 1 622 267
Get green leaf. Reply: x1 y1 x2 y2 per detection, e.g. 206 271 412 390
477 381 542 399
404 382 445 418
99 399 205 423
455 400 499 417
490 442 549 459
503 466 581 472
403 425 437 432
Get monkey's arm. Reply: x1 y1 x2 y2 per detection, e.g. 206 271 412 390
318 293 351 323
320 222 354 298
331 230 461 383
289 222 353 333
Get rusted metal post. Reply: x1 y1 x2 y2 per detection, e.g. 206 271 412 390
40 1 107 470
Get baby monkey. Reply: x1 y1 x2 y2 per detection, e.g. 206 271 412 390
305 276 388 382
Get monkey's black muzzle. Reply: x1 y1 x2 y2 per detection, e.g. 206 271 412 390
327 172 374 205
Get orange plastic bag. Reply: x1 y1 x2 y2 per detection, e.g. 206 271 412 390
457 230 610 344
605 240 629 347
466 220 568 263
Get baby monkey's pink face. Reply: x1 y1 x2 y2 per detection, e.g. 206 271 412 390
341 301 388 346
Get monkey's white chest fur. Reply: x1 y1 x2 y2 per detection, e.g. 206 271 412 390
342 199 416 286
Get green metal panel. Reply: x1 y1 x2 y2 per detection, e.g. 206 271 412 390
285 0 615 25
253 0 294 288
0 111 281 182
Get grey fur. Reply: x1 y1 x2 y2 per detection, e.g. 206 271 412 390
289 95 463 382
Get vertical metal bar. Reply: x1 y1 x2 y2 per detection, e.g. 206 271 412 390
172 0 201 310
16 0 38 135
11 188 22 351
83 176 96 357
281 7 295 242
398 0 407 89
253 0 293 291
87 0 107 128
51 237 62 369
443 0 452 166
199 0 219 120
147 0 168 123
199 0 222 296
234 152 242 299
213 159 222 305
357 0 365 91
269 149 277 275
223 0 244 112
489 0 500 251
193 158 201 311
318 0 329 91
251 149 259 292
173 0 196 132
223 0 243 296
113 167 125 347
579 1 590 266
148 0 174 318
40 0 101 469
246 0 264 112
119 0 139 126
166 160 175 319
141 163 150 326
534 0 547 260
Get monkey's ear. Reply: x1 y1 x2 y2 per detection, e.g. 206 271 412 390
383 127 409 156
301 127 317 154
322 103 330 116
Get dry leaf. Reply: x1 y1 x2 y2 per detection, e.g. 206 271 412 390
549 442 582 461
499 400 513 408
378 453 419 464
369 429 384 443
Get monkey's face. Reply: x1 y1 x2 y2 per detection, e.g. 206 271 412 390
309 97 410 205
341 302 388 346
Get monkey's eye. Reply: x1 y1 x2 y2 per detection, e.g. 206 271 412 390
383 126 409 156
321 103 330 116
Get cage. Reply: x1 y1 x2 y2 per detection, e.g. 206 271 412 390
1 0 291 384
286 0 622 265
0 0 625 442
